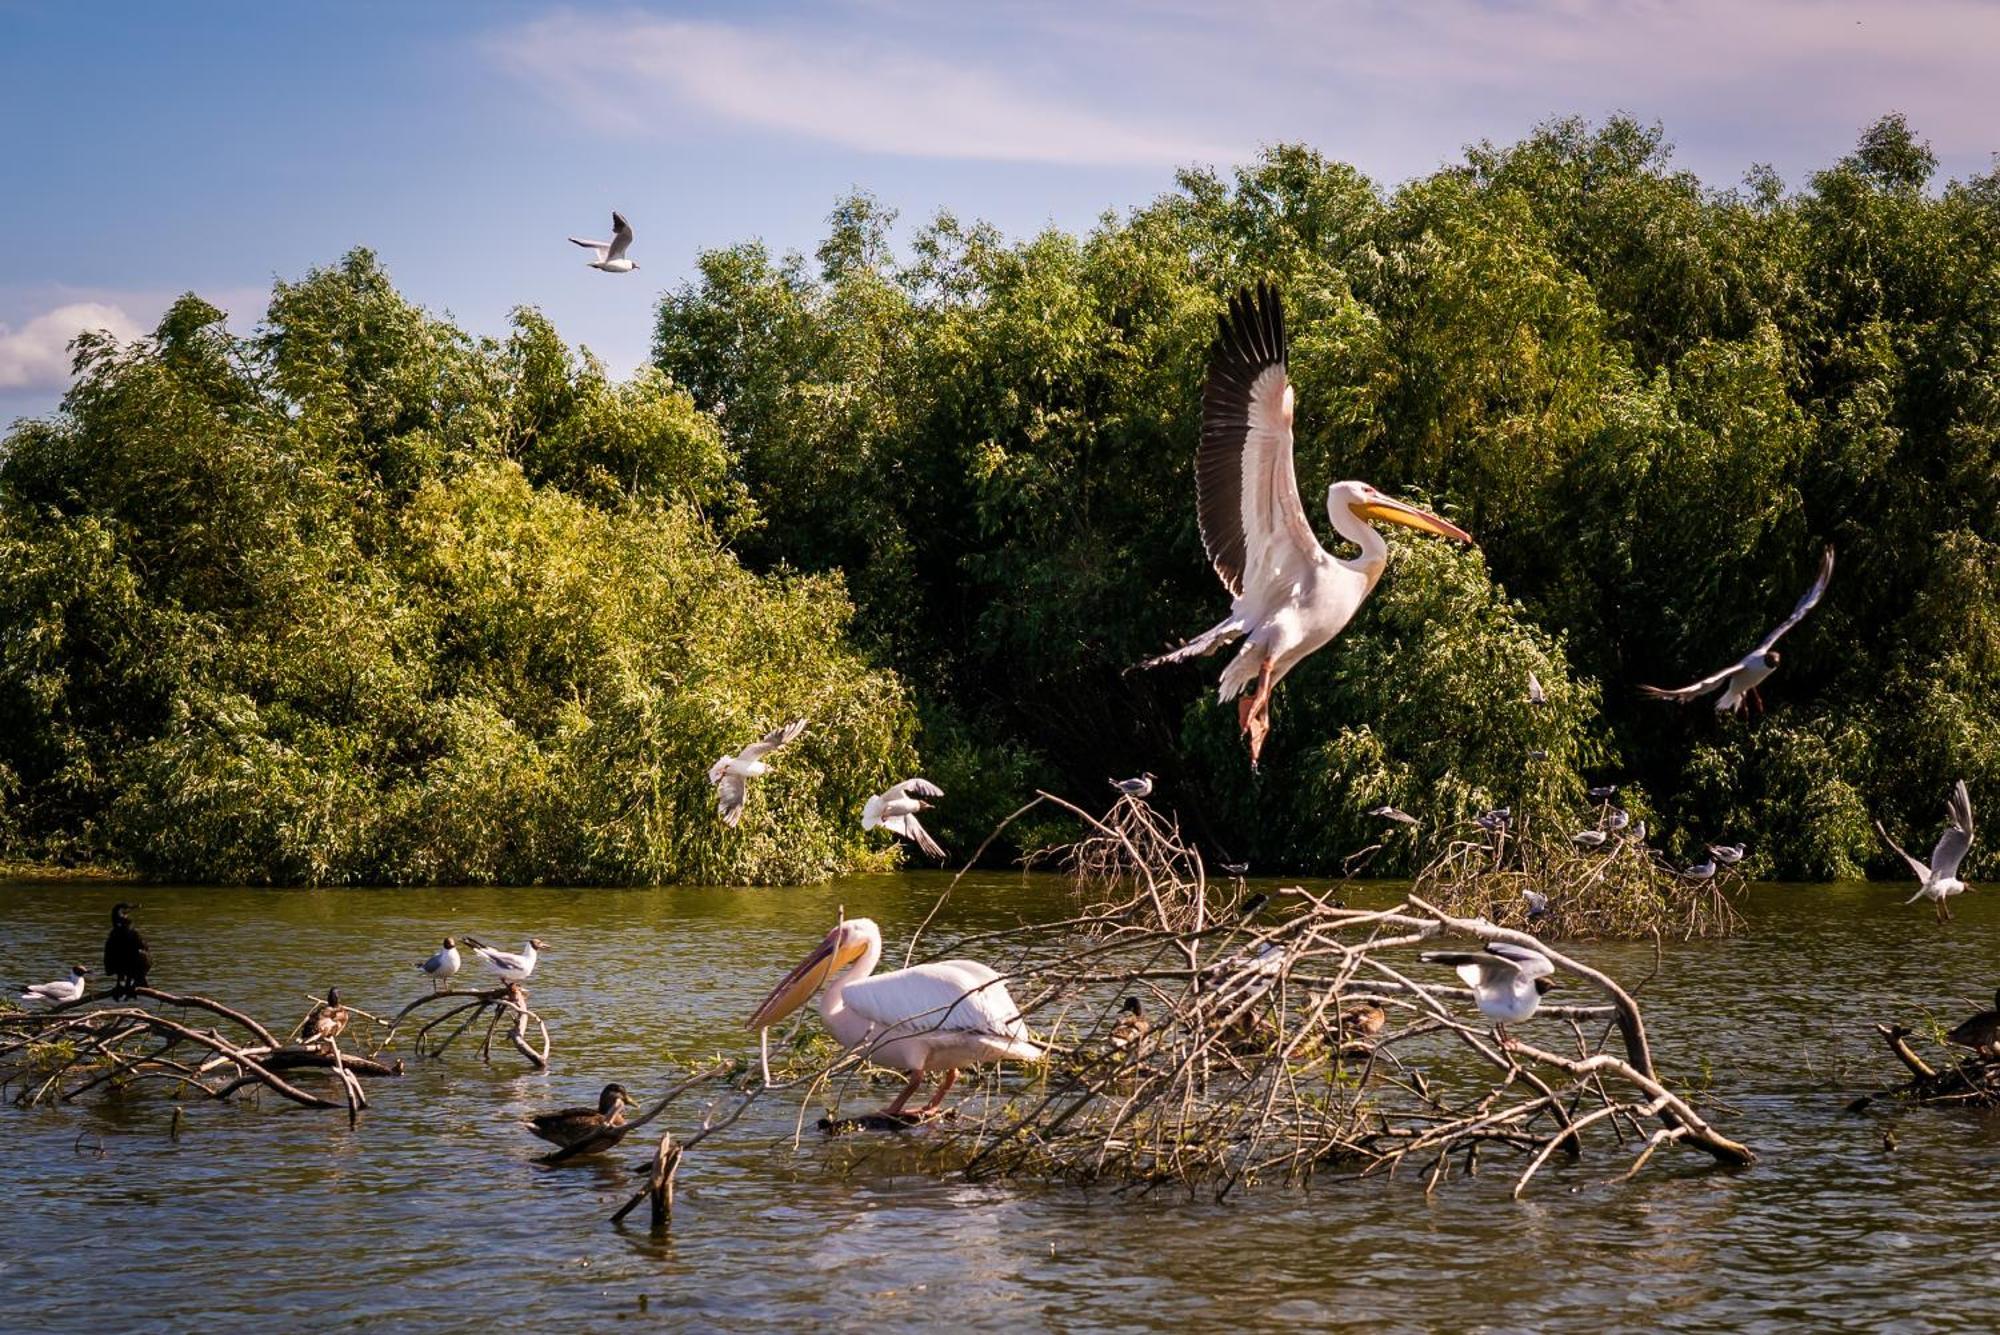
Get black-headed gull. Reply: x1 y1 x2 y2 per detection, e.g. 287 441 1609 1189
569 211 638 273
464 937 545 984
1367 804 1419 826
1420 942 1555 1044
417 937 460 990
863 778 945 859
1878 780 1976 922
1110 773 1155 798
1708 843 1746 865
1641 545 1834 715
709 719 808 828
20 965 89 1005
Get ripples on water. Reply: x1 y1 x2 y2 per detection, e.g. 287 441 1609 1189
3 874 1998 1332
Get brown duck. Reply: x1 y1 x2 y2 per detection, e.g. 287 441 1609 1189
528 1083 635 1150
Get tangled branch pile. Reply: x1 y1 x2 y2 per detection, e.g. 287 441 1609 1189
1410 808 1744 940
0 988 401 1124
770 802 1754 1198
1860 1022 2000 1109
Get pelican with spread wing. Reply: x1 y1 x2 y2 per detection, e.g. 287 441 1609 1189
1878 780 1976 922
748 918 1042 1119
1641 546 1834 715
1138 284 1473 766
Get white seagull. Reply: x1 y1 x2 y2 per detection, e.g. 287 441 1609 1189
1111 773 1155 798
463 937 545 984
1641 545 1835 715
1367 804 1420 826
1420 942 1555 1044
1878 780 1976 923
1527 670 1547 706
863 778 946 860
1708 844 1746 865
1572 830 1611 851
569 210 638 273
1137 284 1473 766
417 937 461 991
708 718 809 828
748 917 1041 1119
1677 859 1718 881
19 964 89 1005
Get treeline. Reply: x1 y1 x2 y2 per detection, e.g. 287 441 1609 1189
654 115 1996 881
1 116 1993 884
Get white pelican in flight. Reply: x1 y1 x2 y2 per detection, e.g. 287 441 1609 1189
1137 284 1473 766
863 778 946 860
709 718 808 827
748 917 1042 1119
1878 780 1976 922
1641 545 1834 715
569 210 639 272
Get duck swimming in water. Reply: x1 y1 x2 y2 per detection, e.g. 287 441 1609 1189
528 1083 637 1150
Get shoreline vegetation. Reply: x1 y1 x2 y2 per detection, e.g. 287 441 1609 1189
1 114 1994 888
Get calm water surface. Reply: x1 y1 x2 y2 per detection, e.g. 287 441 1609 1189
3 874 1996 1332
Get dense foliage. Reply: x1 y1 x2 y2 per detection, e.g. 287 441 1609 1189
654 116 1998 881
0 254 914 884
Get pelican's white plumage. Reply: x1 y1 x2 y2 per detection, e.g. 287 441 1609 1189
20 965 88 1005
709 718 808 827
569 210 638 272
1136 284 1473 766
1879 780 1976 922
464 937 544 983
1642 546 1834 714
863 778 946 860
748 917 1040 1117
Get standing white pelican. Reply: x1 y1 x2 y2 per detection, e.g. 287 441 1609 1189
748 918 1041 1118
569 210 638 272
1641 546 1834 715
1137 284 1473 766
1878 780 1976 922
863 778 946 860
1419 942 1555 1045
463 937 545 984
19 965 88 1005
709 718 808 828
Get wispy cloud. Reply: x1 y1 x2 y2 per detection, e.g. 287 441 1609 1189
489 10 1242 166
0 302 143 392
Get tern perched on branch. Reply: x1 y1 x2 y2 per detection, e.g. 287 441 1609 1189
1641 546 1834 715
709 719 808 828
569 210 638 273
1137 284 1473 766
863 778 946 860
1878 780 1976 922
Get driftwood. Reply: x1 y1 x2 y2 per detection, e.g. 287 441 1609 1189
382 983 550 1070
1855 1023 2000 1109
0 988 402 1123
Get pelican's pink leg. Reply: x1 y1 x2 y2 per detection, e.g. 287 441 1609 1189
920 1068 958 1115
1241 660 1276 768
882 1069 925 1117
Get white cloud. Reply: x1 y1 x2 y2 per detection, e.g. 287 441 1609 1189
0 302 143 392
489 11 1242 166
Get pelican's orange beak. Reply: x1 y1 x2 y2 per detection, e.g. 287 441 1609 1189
747 925 869 1029
1355 495 1474 544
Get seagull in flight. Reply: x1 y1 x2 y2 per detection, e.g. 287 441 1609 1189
1367 804 1419 826
464 937 545 984
19 965 88 1005
1641 545 1834 715
1527 670 1547 706
570 211 639 273
1419 942 1555 1046
1878 780 1976 922
863 778 946 860
709 719 809 827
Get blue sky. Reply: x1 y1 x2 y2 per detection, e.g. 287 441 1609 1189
3 0 1996 421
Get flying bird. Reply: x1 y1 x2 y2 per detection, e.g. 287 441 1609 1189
708 718 809 828
1136 284 1473 766
464 937 545 984
863 778 946 860
1878 780 1976 923
1111 773 1156 798
1420 942 1555 1045
1218 861 1250 877
1946 989 2000 1058
1527 670 1547 706
103 902 150 1000
19 965 88 1005
299 987 350 1049
417 938 461 991
1367 804 1419 826
1641 545 1835 714
528 1084 636 1151
748 917 1041 1120
569 211 638 273
1708 844 1746 865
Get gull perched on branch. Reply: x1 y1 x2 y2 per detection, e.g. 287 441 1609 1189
1878 780 1976 923
19 965 88 1005
1708 844 1746 865
709 719 808 828
569 210 638 272
863 778 946 860
464 937 545 984
1420 942 1555 1045
1136 283 1472 767
1641 546 1834 715
1110 773 1155 799
416 938 460 991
